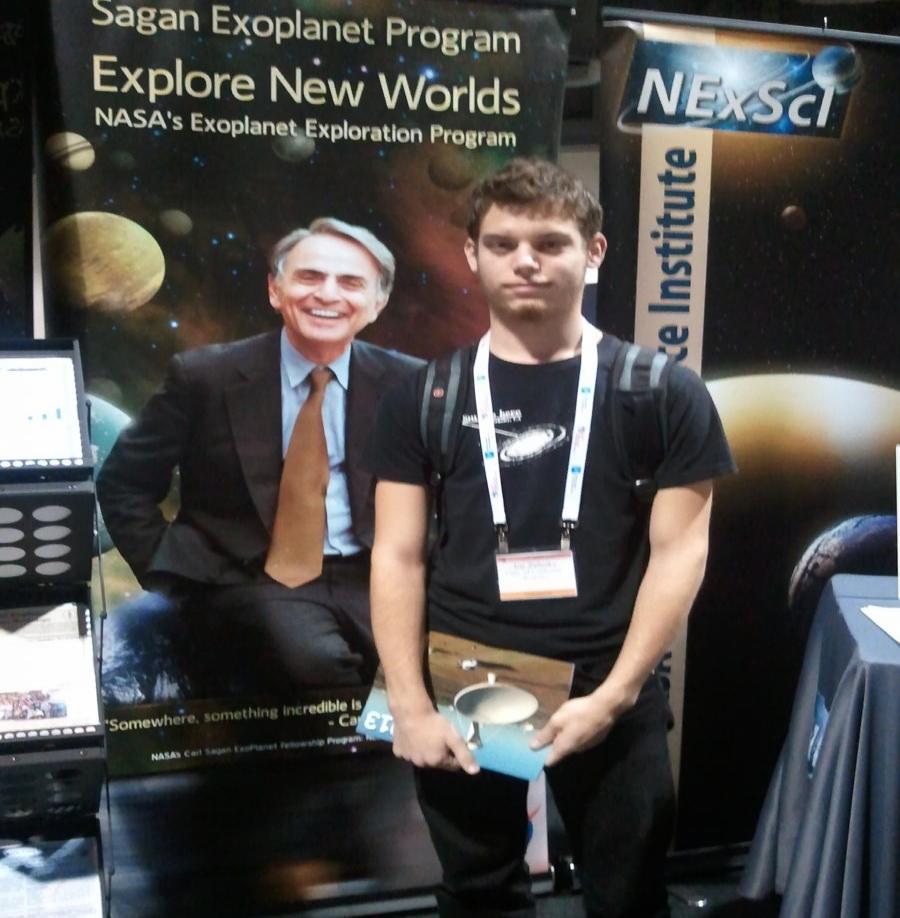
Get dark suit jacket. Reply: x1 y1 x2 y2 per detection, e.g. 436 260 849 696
97 331 422 591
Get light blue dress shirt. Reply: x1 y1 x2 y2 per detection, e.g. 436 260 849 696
279 329 363 557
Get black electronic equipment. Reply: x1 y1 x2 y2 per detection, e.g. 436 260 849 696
0 339 95 588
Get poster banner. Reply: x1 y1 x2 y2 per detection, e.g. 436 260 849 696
598 14 900 849
35 0 571 782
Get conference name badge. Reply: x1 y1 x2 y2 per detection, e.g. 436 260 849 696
496 550 578 602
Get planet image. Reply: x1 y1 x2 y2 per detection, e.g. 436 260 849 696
87 393 132 553
272 130 315 163
89 376 123 407
780 204 807 232
100 590 191 705
109 150 137 171
44 132 95 171
706 373 900 633
159 209 193 237
811 45 862 94
788 515 897 624
46 212 165 312
427 145 480 191
707 374 900 476
497 424 567 465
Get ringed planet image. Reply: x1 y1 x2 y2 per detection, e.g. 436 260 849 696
44 131 96 171
496 424 568 464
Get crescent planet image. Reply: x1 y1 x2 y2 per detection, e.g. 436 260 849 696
707 373 900 477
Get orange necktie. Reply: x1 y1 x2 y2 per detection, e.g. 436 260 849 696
265 366 333 587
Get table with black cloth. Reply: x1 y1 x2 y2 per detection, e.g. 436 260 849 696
740 574 900 918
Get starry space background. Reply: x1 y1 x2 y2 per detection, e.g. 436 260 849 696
36 0 571 415
596 21 900 852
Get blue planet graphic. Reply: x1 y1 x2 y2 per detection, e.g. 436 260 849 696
87 392 131 553
788 514 897 623
812 45 862 94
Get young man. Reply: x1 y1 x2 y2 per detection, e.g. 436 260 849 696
369 159 735 918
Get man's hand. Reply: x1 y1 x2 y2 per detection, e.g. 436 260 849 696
531 482 714 770
529 684 630 768
392 708 481 774
371 480 479 774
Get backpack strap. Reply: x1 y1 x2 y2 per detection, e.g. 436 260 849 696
609 341 672 502
419 346 474 484
420 340 671 505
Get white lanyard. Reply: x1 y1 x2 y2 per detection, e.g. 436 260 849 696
473 319 601 552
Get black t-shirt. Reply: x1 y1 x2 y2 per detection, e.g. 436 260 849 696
370 334 736 683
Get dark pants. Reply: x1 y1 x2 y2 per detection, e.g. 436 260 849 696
184 555 376 695
102 554 375 703
415 678 675 918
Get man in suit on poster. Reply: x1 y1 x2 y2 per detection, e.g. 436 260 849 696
98 217 422 698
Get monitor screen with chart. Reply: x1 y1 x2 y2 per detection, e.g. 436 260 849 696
0 341 92 474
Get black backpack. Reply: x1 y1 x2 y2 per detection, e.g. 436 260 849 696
418 338 673 505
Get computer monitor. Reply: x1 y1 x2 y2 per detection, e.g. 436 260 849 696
0 339 92 482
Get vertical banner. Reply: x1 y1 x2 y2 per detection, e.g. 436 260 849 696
633 124 711 373
34 1 570 910
632 24 714 376
598 15 900 850
611 20 718 798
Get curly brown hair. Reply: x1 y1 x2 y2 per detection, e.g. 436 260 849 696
466 157 603 242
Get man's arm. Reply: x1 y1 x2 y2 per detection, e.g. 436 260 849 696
532 480 713 766
96 356 191 586
370 480 478 773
